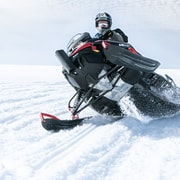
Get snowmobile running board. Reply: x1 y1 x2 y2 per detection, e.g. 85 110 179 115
40 112 90 132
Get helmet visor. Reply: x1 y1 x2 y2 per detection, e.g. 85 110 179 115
97 20 109 29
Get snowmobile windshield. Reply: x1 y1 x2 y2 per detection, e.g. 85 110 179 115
67 32 92 55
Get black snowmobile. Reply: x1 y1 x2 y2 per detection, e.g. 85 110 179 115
40 32 180 131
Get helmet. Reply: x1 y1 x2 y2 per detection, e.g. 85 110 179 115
95 12 112 34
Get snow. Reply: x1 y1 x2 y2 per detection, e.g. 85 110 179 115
1 0 180 179
1 65 180 180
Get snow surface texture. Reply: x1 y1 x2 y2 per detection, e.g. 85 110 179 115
1 65 180 180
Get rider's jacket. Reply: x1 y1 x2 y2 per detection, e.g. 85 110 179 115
94 28 128 43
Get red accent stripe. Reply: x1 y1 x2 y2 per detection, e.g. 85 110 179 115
102 41 109 49
128 47 138 54
71 42 94 56
40 112 60 122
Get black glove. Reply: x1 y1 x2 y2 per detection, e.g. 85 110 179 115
99 30 113 40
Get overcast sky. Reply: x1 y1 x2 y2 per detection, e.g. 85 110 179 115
0 0 180 68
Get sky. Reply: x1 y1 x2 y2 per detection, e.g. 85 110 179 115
0 0 180 68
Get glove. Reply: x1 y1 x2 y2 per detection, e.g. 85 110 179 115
99 30 113 40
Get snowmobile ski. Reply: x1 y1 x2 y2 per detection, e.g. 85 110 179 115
40 112 91 132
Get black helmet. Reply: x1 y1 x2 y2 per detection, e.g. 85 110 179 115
95 12 112 30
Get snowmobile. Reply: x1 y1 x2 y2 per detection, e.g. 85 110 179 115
40 32 180 131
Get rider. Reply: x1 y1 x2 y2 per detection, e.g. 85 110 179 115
94 12 128 43
67 12 128 55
